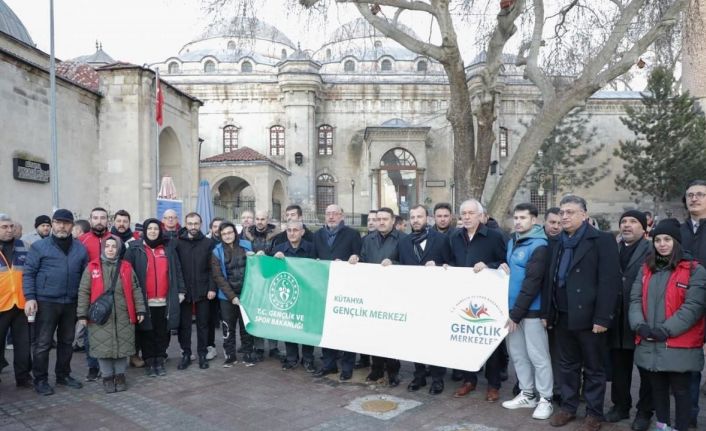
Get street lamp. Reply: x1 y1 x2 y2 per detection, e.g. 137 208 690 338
537 172 546 197
351 179 356 226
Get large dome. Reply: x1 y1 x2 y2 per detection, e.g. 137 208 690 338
0 0 34 45
196 16 294 48
329 17 418 43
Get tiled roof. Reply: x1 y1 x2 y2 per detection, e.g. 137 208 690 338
201 146 276 163
56 61 100 92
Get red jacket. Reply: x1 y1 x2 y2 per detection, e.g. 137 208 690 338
88 259 138 324
79 231 113 261
639 260 705 348
144 244 169 301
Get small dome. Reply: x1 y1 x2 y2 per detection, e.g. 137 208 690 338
197 17 294 48
0 0 34 45
71 42 115 67
470 51 517 65
329 17 418 43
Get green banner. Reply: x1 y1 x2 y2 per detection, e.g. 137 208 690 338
241 255 329 346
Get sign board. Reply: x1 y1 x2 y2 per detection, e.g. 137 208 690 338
156 199 183 221
13 158 50 183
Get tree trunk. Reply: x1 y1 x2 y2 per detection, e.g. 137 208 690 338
475 96 497 201
486 95 577 217
441 58 476 209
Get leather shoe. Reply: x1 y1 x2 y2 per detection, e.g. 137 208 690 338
198 355 209 369
365 371 384 382
407 378 427 392
429 380 444 395
177 353 191 370
605 407 629 422
312 367 338 378
55 375 83 389
578 415 602 431
34 380 55 396
16 379 33 389
485 387 500 402
339 371 352 381
454 382 476 397
388 375 400 388
630 411 651 431
550 410 576 427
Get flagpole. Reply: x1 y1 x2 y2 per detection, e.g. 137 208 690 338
49 0 59 211
155 68 161 205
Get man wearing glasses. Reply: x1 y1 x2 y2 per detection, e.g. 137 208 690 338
679 179 706 429
546 195 620 431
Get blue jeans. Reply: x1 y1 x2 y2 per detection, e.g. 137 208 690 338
690 371 701 422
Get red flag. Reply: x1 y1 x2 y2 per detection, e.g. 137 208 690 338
155 70 164 126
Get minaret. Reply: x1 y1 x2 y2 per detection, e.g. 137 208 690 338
683 0 706 110
277 45 322 211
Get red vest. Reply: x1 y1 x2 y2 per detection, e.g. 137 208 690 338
88 259 138 324
80 231 113 261
639 260 705 348
144 244 169 300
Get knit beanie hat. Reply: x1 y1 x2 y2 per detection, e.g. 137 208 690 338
652 218 682 244
34 215 51 228
619 210 647 232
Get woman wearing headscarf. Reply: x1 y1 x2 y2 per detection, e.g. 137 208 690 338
124 218 184 377
77 236 145 393
629 219 706 431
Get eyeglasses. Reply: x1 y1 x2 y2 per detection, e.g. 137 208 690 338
185 222 201 227
686 192 706 200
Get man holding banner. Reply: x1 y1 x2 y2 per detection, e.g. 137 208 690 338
449 199 507 402
312 204 362 380
349 207 404 387
398 204 452 395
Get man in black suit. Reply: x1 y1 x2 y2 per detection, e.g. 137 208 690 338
312 204 362 381
546 195 621 431
398 204 453 395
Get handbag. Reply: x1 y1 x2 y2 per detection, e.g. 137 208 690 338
88 260 121 325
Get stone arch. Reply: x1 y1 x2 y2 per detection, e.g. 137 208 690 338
211 175 256 222
271 179 285 221
159 127 183 198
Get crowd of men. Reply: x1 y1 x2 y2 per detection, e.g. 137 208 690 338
1 179 706 431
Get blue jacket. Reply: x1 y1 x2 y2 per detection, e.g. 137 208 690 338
22 236 88 304
212 239 251 301
507 225 548 321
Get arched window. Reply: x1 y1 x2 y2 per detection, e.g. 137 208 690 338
417 60 428 72
344 60 355 72
269 125 285 156
379 148 418 215
223 125 238 153
381 59 392 71
326 49 332 60
204 60 216 73
318 125 333 156
374 40 382 49
241 61 252 73
168 62 179 74
316 174 336 218
499 127 509 158
227 40 236 50
281 49 287 59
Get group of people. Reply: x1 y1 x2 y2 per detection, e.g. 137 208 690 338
2 180 706 431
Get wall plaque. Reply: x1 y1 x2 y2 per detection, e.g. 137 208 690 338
13 158 50 183
425 180 446 188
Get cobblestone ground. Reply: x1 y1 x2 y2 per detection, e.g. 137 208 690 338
0 332 704 430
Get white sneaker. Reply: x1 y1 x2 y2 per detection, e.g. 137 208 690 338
502 392 538 409
206 346 218 360
532 398 553 420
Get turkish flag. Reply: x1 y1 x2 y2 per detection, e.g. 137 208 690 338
155 70 164 126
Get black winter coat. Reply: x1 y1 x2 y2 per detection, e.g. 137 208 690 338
609 238 650 349
398 228 452 266
449 224 506 269
360 230 405 264
681 219 706 267
269 226 314 255
545 224 621 331
124 239 185 331
174 228 216 302
313 224 362 261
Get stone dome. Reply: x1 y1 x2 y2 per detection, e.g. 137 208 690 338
329 17 418 43
196 16 294 48
0 0 34 45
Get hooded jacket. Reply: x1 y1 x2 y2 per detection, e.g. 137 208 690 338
507 225 548 323
243 223 280 254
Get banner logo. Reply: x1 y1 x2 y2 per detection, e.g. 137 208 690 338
268 272 300 310
460 300 495 324
450 296 504 346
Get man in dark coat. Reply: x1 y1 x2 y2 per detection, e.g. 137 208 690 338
546 195 621 431
449 199 508 402
174 212 216 370
350 207 404 387
312 204 362 380
606 210 653 431
269 205 314 253
679 179 706 428
398 204 452 395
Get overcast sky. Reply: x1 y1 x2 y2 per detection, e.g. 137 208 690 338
5 0 446 65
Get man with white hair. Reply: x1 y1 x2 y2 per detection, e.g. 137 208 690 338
449 199 508 402
161 209 180 241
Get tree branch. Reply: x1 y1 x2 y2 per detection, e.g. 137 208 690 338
336 0 436 15
525 0 555 100
482 0 525 88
